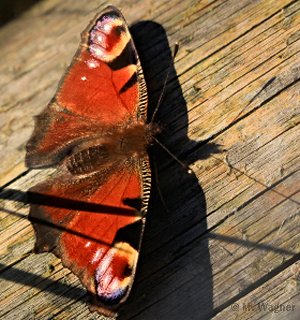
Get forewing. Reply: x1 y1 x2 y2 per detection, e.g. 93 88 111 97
26 6 147 169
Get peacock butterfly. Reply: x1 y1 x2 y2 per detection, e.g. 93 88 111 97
26 6 159 317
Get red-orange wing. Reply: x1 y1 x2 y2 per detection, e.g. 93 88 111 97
26 6 150 317
26 5 147 169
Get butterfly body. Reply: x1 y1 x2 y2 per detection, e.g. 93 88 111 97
63 121 152 176
26 6 153 316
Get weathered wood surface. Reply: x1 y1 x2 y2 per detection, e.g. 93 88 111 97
1 0 300 319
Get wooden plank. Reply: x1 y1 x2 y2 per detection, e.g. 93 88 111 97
0 0 300 319
213 261 300 319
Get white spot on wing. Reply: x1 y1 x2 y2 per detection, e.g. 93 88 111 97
91 248 105 264
103 22 112 33
102 270 112 289
81 76 87 81
86 59 100 69
96 33 103 43
89 44 105 60
95 249 116 280
109 278 121 293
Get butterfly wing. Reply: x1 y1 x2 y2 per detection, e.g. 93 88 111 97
26 6 150 316
28 158 150 315
26 5 147 169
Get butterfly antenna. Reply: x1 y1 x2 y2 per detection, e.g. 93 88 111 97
150 42 193 174
152 136 193 174
151 155 169 213
150 42 179 124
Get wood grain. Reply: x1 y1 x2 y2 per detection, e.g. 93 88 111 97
1 0 300 319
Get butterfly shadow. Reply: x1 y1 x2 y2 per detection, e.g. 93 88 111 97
116 21 214 320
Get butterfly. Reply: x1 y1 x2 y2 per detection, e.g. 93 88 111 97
25 5 160 317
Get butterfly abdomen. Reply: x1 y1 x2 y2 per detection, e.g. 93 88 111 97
66 145 109 175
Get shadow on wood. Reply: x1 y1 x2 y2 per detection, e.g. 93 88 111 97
118 21 214 319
